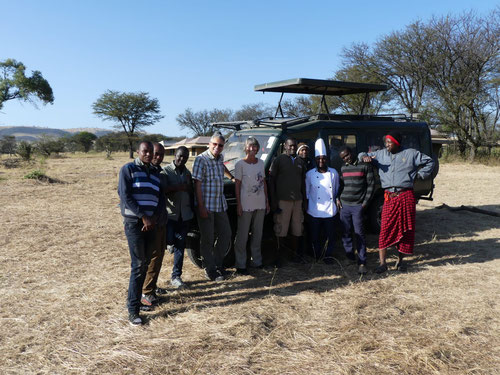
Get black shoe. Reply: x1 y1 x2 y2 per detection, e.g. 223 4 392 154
358 264 368 275
395 259 407 272
374 264 388 274
155 287 169 295
128 313 143 326
235 268 249 275
273 258 282 268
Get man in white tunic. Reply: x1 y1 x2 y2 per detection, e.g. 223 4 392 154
305 138 340 264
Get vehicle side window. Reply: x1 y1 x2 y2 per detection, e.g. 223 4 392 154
328 134 357 172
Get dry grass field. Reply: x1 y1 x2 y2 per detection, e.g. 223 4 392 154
1 153 499 375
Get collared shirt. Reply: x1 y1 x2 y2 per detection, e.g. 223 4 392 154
305 167 340 218
269 153 305 201
358 148 434 189
162 161 194 221
192 149 227 212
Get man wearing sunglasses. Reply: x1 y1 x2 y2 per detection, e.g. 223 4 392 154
192 132 234 281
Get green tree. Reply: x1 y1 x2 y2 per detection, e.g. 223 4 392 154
0 135 16 155
34 135 66 157
16 141 33 161
0 59 54 110
69 131 97 153
92 91 164 158
95 132 132 157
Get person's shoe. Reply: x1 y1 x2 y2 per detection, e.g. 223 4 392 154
128 313 143 326
205 269 224 281
141 293 157 306
171 277 187 288
155 287 169 295
358 264 368 275
139 304 153 312
235 268 249 276
374 264 388 274
273 258 282 268
214 269 226 282
395 259 407 272
166 245 174 254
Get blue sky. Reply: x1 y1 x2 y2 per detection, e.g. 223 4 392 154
1 0 496 136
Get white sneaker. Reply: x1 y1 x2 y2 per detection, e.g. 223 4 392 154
171 277 187 288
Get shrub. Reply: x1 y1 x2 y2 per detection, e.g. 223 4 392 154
17 141 33 161
24 169 47 180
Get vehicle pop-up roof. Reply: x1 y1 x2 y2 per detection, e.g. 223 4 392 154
254 78 388 96
255 78 388 118
212 78 391 130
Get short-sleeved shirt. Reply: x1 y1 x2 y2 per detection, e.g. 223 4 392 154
234 159 266 211
162 162 194 221
269 154 305 201
192 149 227 212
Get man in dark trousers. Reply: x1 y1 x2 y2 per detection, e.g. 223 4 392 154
141 142 168 306
163 146 194 288
118 141 164 326
360 131 434 273
338 146 374 275
269 137 306 265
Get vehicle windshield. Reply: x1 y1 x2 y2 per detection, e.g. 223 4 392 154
222 133 277 172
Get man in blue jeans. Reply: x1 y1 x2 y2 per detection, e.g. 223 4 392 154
337 146 374 275
118 141 164 326
163 146 194 288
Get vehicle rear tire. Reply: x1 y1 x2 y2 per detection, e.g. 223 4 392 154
186 230 203 268
185 230 235 269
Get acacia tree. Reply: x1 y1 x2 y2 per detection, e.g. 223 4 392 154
92 90 164 158
0 59 54 110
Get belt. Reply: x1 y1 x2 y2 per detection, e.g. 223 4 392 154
384 188 412 200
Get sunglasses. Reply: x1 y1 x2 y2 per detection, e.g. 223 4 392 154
211 142 224 148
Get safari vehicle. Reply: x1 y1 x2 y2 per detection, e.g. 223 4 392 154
186 78 438 267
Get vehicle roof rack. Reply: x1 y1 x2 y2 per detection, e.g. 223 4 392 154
255 78 389 117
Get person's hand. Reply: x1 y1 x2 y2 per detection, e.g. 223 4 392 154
237 204 243 217
265 200 270 215
198 205 209 219
336 199 342 211
362 156 374 163
141 216 155 232
361 204 367 211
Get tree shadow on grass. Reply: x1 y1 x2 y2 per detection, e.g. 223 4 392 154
148 204 499 322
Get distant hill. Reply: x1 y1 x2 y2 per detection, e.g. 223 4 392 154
0 126 112 142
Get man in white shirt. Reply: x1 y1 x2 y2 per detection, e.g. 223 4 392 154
305 138 340 264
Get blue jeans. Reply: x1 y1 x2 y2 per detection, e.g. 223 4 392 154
339 204 366 264
308 216 336 261
166 219 190 279
124 221 157 315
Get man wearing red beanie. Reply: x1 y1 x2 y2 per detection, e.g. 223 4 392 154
359 131 434 273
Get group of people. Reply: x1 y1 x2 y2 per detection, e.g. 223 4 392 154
118 130 434 326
